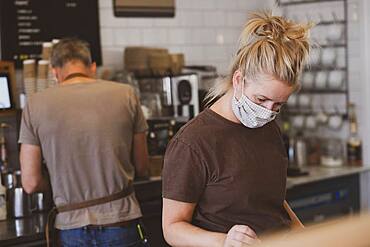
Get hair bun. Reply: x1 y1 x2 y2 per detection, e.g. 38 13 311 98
244 11 312 43
253 16 286 41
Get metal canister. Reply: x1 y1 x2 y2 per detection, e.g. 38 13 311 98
8 187 32 218
1 171 14 189
33 192 47 212
7 170 32 218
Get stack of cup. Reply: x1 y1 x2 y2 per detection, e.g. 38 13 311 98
23 60 36 96
41 42 53 60
47 67 57 88
52 39 60 46
37 60 49 92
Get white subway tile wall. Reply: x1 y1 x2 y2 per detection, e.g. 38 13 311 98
347 0 366 163
98 0 266 73
281 0 370 208
281 0 368 155
97 0 366 144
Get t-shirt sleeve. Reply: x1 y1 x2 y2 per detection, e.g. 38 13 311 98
162 137 207 203
18 102 40 146
131 89 148 133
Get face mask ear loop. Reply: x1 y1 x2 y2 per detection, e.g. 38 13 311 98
234 77 246 103
240 77 246 99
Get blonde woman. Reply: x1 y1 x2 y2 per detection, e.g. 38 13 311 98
162 11 311 247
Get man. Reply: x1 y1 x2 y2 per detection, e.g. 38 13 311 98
19 38 150 246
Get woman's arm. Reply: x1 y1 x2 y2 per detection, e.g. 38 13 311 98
163 198 259 247
163 198 225 247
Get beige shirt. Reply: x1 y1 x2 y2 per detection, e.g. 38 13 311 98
19 80 148 229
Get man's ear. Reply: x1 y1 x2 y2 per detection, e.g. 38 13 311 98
52 68 60 83
90 62 97 77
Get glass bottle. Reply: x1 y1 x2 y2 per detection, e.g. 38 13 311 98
0 173 7 220
347 103 362 166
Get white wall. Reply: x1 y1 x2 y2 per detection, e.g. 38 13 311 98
98 0 272 74
347 0 367 163
327 0 370 209
356 0 370 209
97 0 370 208
97 0 369 164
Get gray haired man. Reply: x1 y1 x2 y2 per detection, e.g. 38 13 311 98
19 38 150 246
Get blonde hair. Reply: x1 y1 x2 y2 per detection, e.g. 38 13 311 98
206 10 313 105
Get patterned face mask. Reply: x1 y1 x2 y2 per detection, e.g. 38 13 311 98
231 80 279 128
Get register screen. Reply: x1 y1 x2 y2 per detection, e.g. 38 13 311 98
0 76 11 109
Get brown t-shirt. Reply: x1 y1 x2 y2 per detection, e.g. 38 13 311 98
19 80 148 229
162 108 290 235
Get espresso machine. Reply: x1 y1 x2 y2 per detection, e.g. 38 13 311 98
136 73 199 156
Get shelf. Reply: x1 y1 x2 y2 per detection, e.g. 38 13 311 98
283 109 348 118
0 109 20 118
280 0 345 7
316 20 346 26
298 89 347 94
320 44 346 48
304 66 346 72
279 0 350 127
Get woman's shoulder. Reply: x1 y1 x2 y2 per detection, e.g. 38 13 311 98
174 110 216 145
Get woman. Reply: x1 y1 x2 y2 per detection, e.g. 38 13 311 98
162 11 312 247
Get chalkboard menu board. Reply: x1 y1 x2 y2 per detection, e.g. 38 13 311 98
0 0 102 68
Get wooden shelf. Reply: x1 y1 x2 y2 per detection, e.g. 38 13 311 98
280 0 344 7
0 109 20 118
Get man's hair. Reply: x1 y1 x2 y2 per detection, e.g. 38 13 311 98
50 38 92 68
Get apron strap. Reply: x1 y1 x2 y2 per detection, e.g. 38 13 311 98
46 182 134 247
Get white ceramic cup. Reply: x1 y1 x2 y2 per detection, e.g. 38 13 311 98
321 48 337 66
315 71 328 89
305 115 317 129
327 24 344 43
287 94 298 108
316 110 329 125
298 94 312 108
309 48 321 66
328 70 344 89
328 114 343 130
302 72 315 89
292 115 306 129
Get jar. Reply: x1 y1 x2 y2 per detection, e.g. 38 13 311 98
320 138 344 167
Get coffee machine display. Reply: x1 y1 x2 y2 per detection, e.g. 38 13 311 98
171 73 199 118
